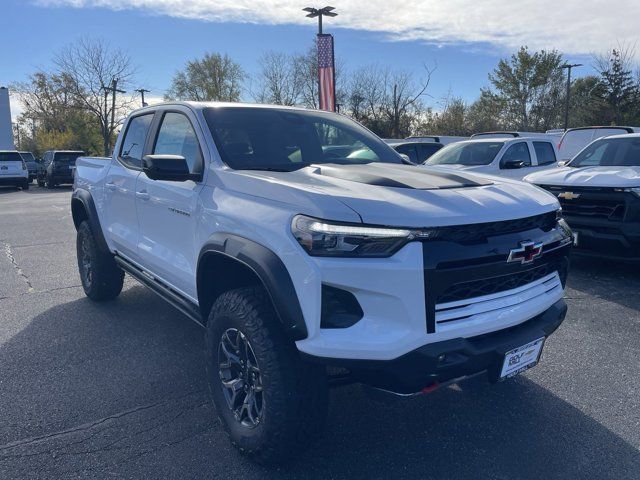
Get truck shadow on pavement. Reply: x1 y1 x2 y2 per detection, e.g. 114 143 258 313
0 285 638 479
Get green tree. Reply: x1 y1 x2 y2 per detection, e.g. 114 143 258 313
488 46 565 130
166 53 244 102
593 47 638 124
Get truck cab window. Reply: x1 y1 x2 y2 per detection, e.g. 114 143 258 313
119 113 153 169
153 112 203 174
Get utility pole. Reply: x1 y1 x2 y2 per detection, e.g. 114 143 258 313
101 79 126 155
135 88 150 107
560 63 582 130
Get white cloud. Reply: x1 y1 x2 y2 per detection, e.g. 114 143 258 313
35 0 640 57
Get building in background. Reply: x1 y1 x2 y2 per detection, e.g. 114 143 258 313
0 87 15 150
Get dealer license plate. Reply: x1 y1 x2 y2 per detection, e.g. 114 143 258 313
500 337 545 380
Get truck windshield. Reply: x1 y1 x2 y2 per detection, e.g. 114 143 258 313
425 141 504 166
203 107 402 171
570 137 640 167
0 152 23 162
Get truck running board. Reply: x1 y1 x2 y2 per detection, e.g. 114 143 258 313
114 254 204 328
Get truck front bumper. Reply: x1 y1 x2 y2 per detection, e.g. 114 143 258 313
568 215 640 261
304 299 567 394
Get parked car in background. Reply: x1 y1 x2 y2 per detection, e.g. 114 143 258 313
471 131 561 142
0 150 29 189
384 139 444 164
557 126 640 163
424 137 559 180
73 101 571 464
18 151 38 182
405 135 468 145
525 133 640 261
38 150 84 188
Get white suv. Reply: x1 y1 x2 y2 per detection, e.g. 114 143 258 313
424 137 559 180
0 150 29 189
72 102 572 464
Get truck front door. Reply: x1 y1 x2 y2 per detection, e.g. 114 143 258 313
135 109 204 300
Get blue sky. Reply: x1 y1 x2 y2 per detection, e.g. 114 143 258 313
2 0 631 118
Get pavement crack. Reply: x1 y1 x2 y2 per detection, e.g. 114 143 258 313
2 242 34 293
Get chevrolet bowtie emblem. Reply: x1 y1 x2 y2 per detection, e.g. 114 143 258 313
558 191 580 200
507 241 544 264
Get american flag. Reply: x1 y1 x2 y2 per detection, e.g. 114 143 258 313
317 34 336 112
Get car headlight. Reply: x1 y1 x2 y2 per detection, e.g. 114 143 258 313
292 215 435 257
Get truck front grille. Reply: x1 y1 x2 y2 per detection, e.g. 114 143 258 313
436 259 568 304
539 185 628 221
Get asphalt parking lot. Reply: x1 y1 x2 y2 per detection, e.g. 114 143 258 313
0 186 639 479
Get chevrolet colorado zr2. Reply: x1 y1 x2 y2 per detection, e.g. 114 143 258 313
72 102 572 463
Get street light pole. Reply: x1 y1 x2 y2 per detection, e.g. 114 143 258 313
101 78 126 155
560 63 582 130
303 6 338 110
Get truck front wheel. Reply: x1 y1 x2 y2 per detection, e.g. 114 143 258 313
76 221 124 301
205 287 328 464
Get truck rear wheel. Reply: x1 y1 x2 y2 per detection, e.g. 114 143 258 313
76 221 124 301
205 287 328 464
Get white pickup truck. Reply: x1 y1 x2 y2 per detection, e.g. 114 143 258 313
72 102 573 464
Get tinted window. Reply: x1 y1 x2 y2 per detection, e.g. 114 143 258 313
533 142 556 166
426 141 504 166
204 107 401 171
417 143 443 162
19 152 35 162
500 142 531 168
0 152 23 162
120 113 153 169
394 144 418 164
53 152 83 164
153 112 203 174
570 137 640 167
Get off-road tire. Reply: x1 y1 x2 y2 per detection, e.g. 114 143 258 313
76 221 124 301
21 180 29 190
37 177 45 187
205 287 328 465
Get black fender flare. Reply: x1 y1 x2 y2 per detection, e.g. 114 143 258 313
71 188 110 254
198 234 308 341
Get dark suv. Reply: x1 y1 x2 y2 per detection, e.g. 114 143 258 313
38 150 84 188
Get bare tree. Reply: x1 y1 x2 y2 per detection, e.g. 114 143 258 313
251 51 303 106
54 37 137 156
382 65 435 137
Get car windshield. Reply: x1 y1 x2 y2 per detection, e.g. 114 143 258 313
54 152 82 163
570 137 640 167
425 141 504 166
203 107 402 171
0 152 23 162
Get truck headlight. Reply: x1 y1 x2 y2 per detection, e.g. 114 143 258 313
292 215 435 257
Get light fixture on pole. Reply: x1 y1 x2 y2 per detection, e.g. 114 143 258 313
303 6 337 35
559 63 582 130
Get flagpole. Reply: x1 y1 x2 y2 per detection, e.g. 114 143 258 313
303 6 338 111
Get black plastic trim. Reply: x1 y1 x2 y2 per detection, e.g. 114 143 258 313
302 299 568 394
71 189 110 254
198 234 308 340
114 255 204 327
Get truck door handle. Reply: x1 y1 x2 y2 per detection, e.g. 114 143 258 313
136 190 150 201
105 182 117 191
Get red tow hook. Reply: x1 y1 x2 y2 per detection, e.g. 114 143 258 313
420 382 440 394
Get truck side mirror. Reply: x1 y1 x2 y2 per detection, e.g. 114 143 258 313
501 159 525 169
142 155 201 182
557 160 568 167
398 153 416 165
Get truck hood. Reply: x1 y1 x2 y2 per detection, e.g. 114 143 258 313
525 166 640 188
220 163 558 228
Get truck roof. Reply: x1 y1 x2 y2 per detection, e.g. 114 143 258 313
132 101 314 116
